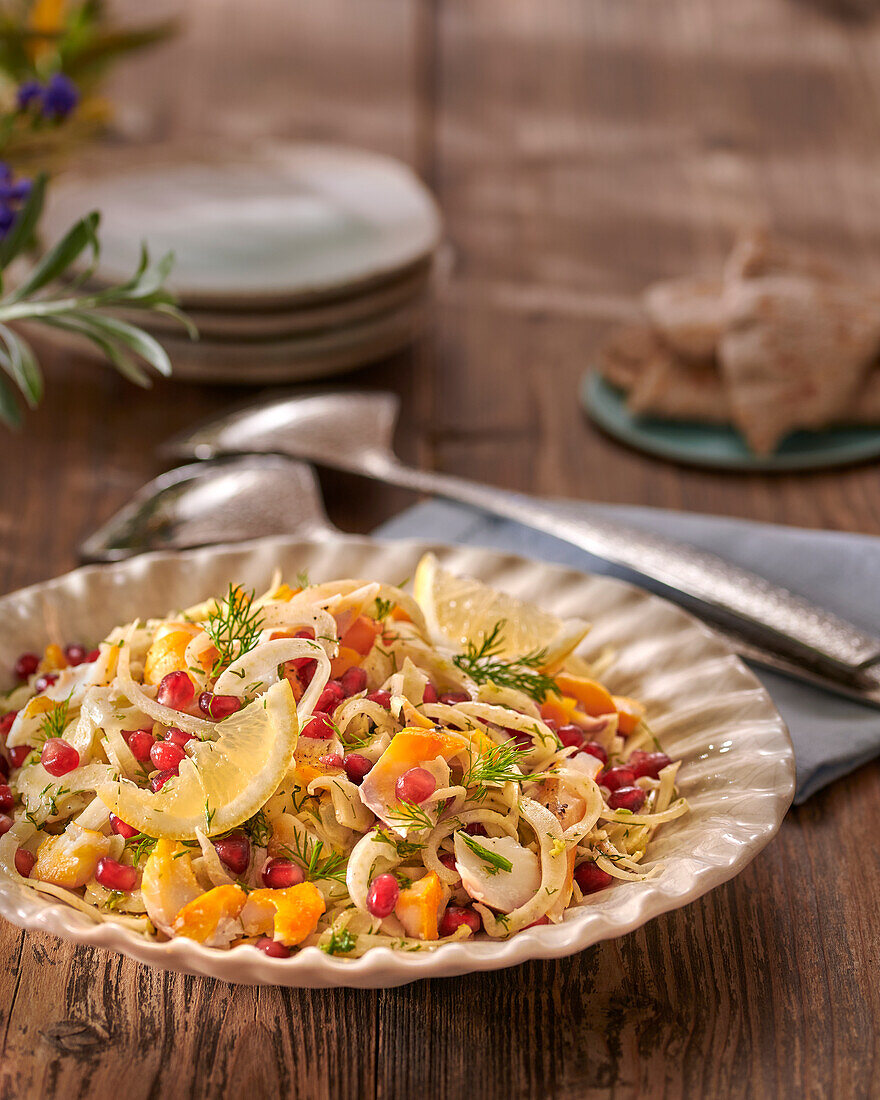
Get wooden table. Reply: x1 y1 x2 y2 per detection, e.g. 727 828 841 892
2 1 880 1096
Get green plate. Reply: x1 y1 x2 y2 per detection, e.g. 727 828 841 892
581 372 880 472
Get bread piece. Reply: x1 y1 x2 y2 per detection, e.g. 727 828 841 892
642 277 727 361
719 273 880 453
595 323 663 392
627 358 730 423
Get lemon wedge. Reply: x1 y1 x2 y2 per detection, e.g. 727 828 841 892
413 552 589 667
98 680 298 840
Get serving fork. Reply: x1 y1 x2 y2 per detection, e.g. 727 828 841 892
81 452 880 711
160 390 880 689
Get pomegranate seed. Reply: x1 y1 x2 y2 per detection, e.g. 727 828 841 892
557 724 586 749
34 673 58 693
523 916 551 928
291 658 317 686
600 765 635 792
439 906 481 936
261 857 305 889
464 822 487 836
86 648 100 663
542 717 559 731
14 848 35 878
150 768 177 792
126 729 154 762
256 936 290 957
198 692 241 720
344 753 373 785
440 692 469 705
214 833 250 875
0 711 17 738
41 739 79 777
574 861 614 894
164 726 195 749
367 872 399 918
302 714 335 739
156 670 194 710
150 740 185 772
439 852 457 872
395 767 436 804
422 682 439 704
0 814 11 836
318 752 344 769
110 814 138 840
508 730 532 752
314 680 345 713
9 745 31 768
64 644 88 666
628 750 672 779
339 666 368 697
578 741 608 766
95 856 138 892
0 784 12 812
0 756 8 781
14 652 39 680
366 690 391 709
607 786 646 812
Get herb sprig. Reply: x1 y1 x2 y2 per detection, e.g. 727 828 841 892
452 621 558 702
283 833 347 885
456 832 513 875
322 928 357 956
205 584 264 676
385 800 436 832
37 694 72 743
461 740 528 798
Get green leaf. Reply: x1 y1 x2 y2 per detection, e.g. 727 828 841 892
456 831 513 875
0 173 47 271
0 374 22 428
40 316 151 387
10 211 100 301
0 324 43 407
67 312 173 377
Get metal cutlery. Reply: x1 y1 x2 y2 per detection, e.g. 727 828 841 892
82 452 880 711
162 390 880 687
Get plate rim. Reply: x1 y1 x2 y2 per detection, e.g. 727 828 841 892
0 534 795 987
42 142 444 310
582 371 880 473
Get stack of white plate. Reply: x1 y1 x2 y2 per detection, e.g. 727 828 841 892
41 143 442 383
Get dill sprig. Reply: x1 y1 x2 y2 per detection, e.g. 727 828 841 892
461 740 529 797
124 833 158 865
373 827 424 857
241 809 272 848
283 832 348 885
373 596 394 621
37 695 72 743
457 831 513 875
205 584 264 676
452 621 558 702
385 800 436 832
322 928 357 956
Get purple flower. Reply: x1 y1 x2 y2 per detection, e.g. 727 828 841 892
16 80 43 112
0 166 32 239
41 73 79 119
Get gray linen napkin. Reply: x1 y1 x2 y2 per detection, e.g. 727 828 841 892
375 499 880 803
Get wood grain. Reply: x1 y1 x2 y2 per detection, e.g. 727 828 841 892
2 0 880 1096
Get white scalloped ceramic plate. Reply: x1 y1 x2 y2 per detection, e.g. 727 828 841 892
0 536 794 988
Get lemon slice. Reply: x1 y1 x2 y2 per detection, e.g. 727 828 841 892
413 552 590 667
98 680 298 840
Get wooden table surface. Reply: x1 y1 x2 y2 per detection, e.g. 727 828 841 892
3 1 880 1096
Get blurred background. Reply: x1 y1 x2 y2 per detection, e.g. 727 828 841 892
3 0 880 571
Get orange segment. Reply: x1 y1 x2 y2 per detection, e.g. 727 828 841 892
340 616 381 656
245 883 325 946
173 884 247 943
144 624 214 685
41 643 67 672
395 871 443 940
390 606 411 623
552 674 616 717
613 695 646 736
330 646 362 680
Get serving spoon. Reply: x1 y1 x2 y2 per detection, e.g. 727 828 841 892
81 452 880 711
161 390 880 687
